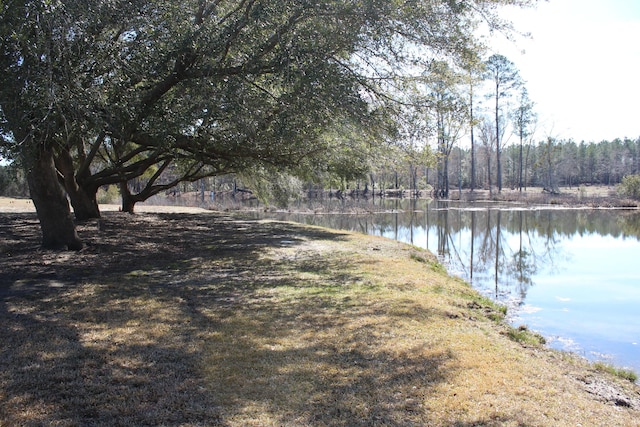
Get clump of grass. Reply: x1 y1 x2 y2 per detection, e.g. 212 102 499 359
593 362 638 383
430 262 447 274
506 325 546 346
487 311 505 323
409 252 428 264
407 247 447 274
463 293 507 322
477 295 506 315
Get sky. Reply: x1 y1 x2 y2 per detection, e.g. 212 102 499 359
488 0 640 143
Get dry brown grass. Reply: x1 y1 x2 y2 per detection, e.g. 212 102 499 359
1 206 639 426
452 185 640 209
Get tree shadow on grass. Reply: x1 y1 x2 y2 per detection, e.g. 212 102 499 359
0 211 354 425
188 240 458 426
0 210 614 426
1 210 499 425
0 212 347 294
452 420 533 427
203 312 455 426
0 296 226 425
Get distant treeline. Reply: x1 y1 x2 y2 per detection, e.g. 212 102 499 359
2 136 640 200
363 137 640 196
466 137 640 190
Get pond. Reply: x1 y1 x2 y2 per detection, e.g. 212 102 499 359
251 198 640 374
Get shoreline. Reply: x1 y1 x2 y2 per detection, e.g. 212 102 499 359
3 183 639 215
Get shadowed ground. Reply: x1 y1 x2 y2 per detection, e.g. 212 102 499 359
1 206 639 426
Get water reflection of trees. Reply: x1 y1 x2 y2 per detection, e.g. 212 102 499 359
413 207 639 306
428 209 546 306
616 212 640 240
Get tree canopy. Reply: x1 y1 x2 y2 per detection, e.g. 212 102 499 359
0 0 537 249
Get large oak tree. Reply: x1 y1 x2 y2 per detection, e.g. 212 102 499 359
1 0 537 250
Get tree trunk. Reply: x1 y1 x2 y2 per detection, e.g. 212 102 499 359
469 82 476 192
519 138 523 192
443 154 449 198
120 182 137 214
524 144 531 191
487 149 492 194
68 183 101 220
55 149 101 220
26 148 83 250
470 128 476 192
496 147 502 193
495 83 502 193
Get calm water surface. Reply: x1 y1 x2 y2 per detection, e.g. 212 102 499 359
255 199 640 373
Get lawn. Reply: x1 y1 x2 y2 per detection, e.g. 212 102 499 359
1 208 639 426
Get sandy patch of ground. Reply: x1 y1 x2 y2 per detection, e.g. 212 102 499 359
0 197 209 214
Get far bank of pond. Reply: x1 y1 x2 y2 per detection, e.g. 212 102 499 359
245 198 640 375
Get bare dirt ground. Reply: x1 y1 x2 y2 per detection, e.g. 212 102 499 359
0 196 211 214
1 197 640 426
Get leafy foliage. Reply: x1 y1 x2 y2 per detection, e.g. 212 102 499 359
1 0 537 184
238 165 303 208
0 0 540 245
0 164 28 197
618 174 640 200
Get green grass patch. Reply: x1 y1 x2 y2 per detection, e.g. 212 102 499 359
409 252 428 264
430 262 447 274
593 362 638 383
505 325 546 346
460 291 507 323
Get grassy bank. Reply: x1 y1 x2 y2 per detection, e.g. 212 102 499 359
1 210 639 426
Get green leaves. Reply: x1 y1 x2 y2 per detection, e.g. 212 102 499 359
1 0 540 201
619 174 640 200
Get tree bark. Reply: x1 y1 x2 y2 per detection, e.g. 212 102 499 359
68 184 101 221
496 148 502 193
120 182 137 214
487 148 492 194
26 148 83 250
55 149 101 220
470 121 476 192
519 137 523 192
469 80 476 193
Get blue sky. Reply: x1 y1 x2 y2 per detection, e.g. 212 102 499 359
489 0 640 143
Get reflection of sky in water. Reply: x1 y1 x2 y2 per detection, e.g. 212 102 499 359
432 223 640 373
509 233 640 371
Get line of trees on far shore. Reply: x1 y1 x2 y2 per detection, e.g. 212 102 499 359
3 136 639 203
